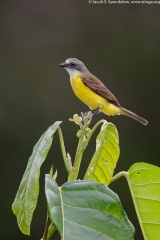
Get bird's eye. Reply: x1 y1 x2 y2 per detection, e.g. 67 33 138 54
70 62 75 68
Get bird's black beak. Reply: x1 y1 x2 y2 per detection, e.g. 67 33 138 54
59 63 68 68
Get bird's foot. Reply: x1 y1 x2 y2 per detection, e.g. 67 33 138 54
91 108 100 116
81 108 100 121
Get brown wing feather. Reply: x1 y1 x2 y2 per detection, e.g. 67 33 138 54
81 73 121 107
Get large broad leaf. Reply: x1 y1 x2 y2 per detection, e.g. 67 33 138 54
84 121 120 186
126 162 160 240
12 121 62 235
45 175 134 240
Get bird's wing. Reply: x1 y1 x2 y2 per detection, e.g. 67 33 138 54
81 73 121 107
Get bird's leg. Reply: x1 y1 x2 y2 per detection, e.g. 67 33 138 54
81 108 100 118
91 108 100 116
81 108 100 124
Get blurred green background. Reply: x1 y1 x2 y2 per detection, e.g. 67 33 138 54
1 1 160 239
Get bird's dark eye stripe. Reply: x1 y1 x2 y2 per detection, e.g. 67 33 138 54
70 62 75 67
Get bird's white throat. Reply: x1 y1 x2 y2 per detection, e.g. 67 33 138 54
65 68 81 78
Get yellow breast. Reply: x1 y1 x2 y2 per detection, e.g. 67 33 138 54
70 74 121 116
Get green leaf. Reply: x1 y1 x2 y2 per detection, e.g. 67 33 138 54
127 162 160 240
12 121 62 235
45 175 135 240
84 121 120 186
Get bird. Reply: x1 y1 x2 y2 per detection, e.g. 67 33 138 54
59 58 148 125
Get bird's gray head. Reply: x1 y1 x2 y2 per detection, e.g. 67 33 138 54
59 58 90 77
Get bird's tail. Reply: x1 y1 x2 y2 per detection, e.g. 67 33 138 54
121 107 148 126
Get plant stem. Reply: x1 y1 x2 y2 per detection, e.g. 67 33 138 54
68 115 106 181
41 217 51 240
111 171 126 183
41 216 56 240
58 127 72 174
84 119 106 148
68 131 85 181
46 223 56 240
